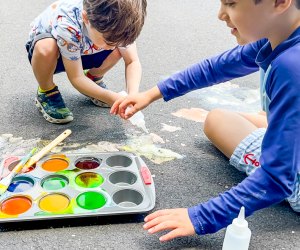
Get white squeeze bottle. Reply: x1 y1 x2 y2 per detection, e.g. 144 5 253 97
128 110 149 133
222 206 251 250
119 91 149 133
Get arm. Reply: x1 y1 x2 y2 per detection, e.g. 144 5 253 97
145 52 300 238
119 43 142 94
110 85 162 119
158 40 265 101
62 57 121 106
111 40 265 118
53 18 125 106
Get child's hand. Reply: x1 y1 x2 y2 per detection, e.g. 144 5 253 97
110 93 151 119
143 208 195 242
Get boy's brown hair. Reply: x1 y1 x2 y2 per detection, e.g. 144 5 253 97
83 0 147 46
254 0 300 9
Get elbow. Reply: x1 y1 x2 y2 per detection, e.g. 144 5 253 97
273 175 295 202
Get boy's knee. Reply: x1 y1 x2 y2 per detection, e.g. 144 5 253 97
33 39 59 61
204 108 227 137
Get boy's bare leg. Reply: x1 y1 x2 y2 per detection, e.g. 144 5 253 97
204 109 267 158
88 49 121 77
31 38 73 124
238 111 267 128
31 38 59 90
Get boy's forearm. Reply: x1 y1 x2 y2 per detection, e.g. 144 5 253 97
145 85 163 103
125 60 142 94
70 76 120 106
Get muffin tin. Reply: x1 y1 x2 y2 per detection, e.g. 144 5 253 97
0 152 155 222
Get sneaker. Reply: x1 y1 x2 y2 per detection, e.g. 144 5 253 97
84 70 110 108
35 86 74 124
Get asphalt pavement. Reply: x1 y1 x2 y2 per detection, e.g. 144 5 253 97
0 0 299 249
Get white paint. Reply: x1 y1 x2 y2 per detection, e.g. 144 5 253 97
0 132 183 165
186 81 261 113
150 133 165 144
161 123 182 132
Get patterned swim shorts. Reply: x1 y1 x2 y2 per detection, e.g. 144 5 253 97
229 128 300 212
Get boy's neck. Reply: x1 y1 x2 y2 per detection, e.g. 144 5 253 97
268 9 300 49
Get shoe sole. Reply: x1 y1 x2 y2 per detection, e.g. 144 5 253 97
90 98 110 108
35 98 74 124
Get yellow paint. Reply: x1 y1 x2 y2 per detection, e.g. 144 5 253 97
0 211 18 218
39 194 70 212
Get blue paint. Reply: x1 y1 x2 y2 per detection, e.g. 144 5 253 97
8 179 34 193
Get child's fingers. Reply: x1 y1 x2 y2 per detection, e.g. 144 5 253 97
159 228 186 242
110 99 122 115
144 209 171 222
143 214 171 231
119 102 137 119
119 99 134 112
146 218 177 234
110 104 118 115
124 105 139 119
143 208 195 242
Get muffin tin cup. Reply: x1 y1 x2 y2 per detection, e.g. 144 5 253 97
0 152 155 222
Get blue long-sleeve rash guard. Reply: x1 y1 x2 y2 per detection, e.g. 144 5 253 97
157 28 300 235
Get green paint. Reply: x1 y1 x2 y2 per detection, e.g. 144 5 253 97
42 176 68 190
75 172 104 188
76 191 106 210
57 169 81 189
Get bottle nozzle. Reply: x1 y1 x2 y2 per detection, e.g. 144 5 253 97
232 206 248 231
136 120 149 134
237 206 245 222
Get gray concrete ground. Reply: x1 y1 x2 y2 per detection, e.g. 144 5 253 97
0 0 299 249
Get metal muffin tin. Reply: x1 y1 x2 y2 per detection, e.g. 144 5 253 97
0 152 155 222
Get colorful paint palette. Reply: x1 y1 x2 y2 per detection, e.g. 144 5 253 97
0 152 155 222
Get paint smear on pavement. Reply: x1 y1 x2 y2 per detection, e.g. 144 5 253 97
0 134 40 157
150 133 165 144
172 108 209 123
0 132 182 166
120 134 183 164
186 82 260 113
161 123 182 132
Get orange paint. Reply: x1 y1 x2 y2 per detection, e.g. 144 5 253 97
39 193 70 212
42 158 69 172
1 196 32 215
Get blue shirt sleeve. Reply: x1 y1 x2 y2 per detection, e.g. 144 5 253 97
157 40 264 101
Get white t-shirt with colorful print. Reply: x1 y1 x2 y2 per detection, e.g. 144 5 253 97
28 0 124 61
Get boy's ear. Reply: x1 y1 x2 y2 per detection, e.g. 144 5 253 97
82 10 89 24
274 0 292 11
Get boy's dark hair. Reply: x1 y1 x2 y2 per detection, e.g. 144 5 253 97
83 0 147 46
254 0 300 9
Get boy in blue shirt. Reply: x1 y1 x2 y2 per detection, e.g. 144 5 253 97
111 0 300 241
26 0 147 124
